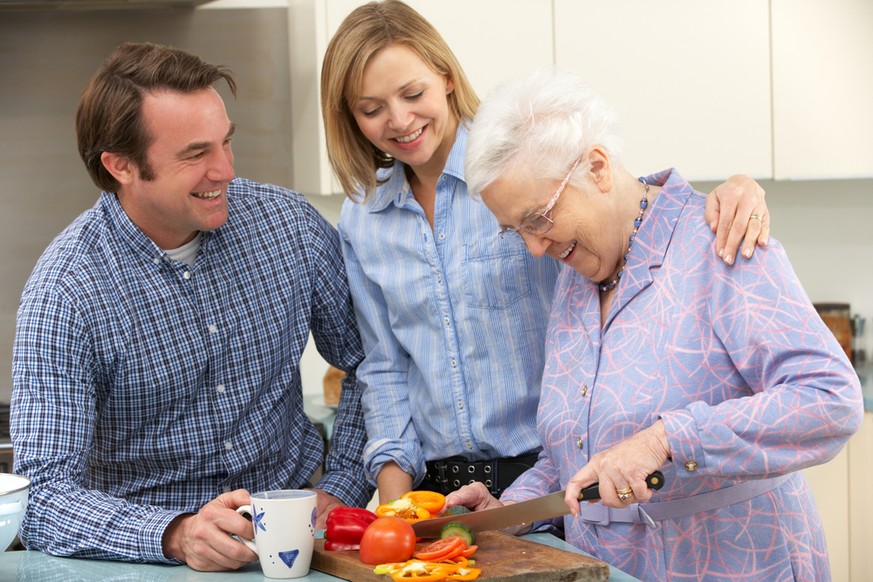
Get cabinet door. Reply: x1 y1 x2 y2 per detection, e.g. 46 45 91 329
848 412 873 581
771 0 873 179
803 448 850 582
289 0 553 196
554 0 771 182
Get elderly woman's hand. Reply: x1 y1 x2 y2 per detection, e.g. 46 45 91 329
443 481 503 514
705 175 769 265
564 420 671 515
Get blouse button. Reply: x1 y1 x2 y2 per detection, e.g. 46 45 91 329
581 385 589 397
684 460 699 472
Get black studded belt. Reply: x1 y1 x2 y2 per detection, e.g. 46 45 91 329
419 452 540 498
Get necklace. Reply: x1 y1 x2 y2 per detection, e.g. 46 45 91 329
599 178 650 293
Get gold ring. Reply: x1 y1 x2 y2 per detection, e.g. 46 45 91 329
749 213 763 222
616 487 633 499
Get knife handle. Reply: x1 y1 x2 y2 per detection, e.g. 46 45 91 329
578 470 665 501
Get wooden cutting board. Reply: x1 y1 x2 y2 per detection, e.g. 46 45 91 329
311 531 610 581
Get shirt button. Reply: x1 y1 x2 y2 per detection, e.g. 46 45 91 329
438 233 446 241
152 258 161 265
443 316 450 325
216 384 226 393
450 359 457 368
576 437 584 449
457 401 464 410
581 385 589 397
465 442 473 450
208 324 218 334
224 441 233 451
684 460 699 472
183 271 191 280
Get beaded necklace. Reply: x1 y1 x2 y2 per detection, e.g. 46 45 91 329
598 178 651 293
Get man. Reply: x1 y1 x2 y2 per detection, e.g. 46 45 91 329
11 42 371 571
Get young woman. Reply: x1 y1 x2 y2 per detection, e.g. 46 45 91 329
320 0 770 504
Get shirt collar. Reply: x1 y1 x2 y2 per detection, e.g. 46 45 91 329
364 123 469 214
100 191 215 264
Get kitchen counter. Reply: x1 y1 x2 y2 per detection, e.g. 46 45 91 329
0 533 639 581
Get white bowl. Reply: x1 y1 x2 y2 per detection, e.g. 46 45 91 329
0 473 30 551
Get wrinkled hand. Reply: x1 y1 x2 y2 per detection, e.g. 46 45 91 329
705 174 769 265
444 481 503 514
565 421 671 516
310 488 347 530
444 483 529 535
161 489 257 572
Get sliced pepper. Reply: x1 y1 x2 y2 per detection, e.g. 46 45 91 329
401 490 447 514
325 506 378 548
446 567 481 580
390 560 451 581
376 498 431 522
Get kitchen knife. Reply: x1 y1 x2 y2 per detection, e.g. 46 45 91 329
411 470 664 538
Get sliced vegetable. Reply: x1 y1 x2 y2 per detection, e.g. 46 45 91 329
439 522 475 546
360 517 417 565
390 560 452 581
323 540 360 551
324 506 378 549
414 536 465 561
376 497 431 522
401 490 447 514
459 545 477 558
446 567 482 580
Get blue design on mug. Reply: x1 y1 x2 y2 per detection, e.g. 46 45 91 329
252 504 267 533
278 549 299 568
310 507 317 531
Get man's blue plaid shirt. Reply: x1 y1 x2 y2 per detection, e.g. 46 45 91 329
11 178 370 562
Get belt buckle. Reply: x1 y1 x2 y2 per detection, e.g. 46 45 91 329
579 503 611 526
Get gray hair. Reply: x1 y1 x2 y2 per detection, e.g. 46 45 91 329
465 67 624 196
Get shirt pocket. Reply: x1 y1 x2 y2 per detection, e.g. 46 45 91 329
462 237 532 309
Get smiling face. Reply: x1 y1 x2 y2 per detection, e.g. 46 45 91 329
351 44 458 176
104 87 235 250
481 159 624 283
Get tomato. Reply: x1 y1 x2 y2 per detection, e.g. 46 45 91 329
414 536 466 561
459 545 477 558
359 517 417 565
401 490 447 514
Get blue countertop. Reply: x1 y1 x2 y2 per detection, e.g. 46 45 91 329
0 533 639 581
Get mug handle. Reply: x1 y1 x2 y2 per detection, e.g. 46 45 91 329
235 504 258 553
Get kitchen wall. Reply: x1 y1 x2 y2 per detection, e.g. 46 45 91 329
0 2 870 405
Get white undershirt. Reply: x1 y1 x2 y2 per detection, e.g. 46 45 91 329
165 232 202 266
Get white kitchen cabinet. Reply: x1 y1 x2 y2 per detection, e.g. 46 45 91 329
848 412 873 580
288 0 553 196
803 448 850 582
771 0 873 179
552 0 772 182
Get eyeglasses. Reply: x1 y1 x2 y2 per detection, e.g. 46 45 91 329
498 156 582 239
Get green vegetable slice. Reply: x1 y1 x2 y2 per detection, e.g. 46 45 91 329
439 521 475 546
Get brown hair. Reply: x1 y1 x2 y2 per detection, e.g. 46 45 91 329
76 42 237 192
320 0 479 200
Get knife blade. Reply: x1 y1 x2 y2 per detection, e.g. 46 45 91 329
411 470 664 538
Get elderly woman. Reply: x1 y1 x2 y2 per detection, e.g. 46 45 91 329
449 68 863 581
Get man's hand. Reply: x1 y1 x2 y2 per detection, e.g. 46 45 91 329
162 489 257 571
310 488 347 530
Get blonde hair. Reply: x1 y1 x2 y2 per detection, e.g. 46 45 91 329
321 0 479 200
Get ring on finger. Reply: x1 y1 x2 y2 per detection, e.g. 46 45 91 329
616 487 633 501
749 213 763 222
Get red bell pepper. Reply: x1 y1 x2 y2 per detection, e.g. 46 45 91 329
324 506 378 550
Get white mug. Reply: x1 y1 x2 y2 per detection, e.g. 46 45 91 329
236 489 317 579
